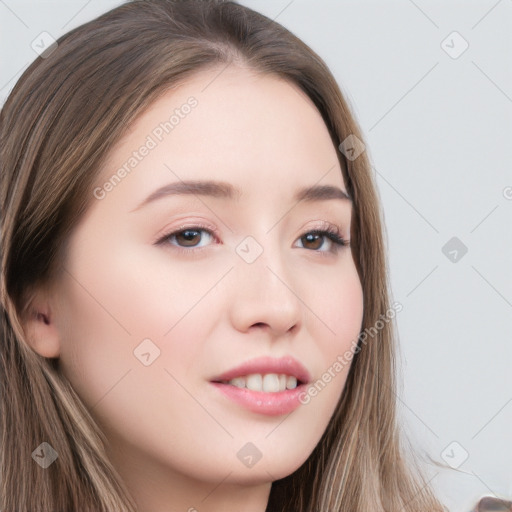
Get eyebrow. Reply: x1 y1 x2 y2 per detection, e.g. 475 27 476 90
130 179 352 212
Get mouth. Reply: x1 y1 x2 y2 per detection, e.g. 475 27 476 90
209 356 311 416
211 373 304 392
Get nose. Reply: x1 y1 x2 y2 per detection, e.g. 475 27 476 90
228 241 302 337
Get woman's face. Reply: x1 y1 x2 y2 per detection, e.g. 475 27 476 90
49 65 363 491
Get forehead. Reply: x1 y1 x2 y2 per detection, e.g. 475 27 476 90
96 64 347 205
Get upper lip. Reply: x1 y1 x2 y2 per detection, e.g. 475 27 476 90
210 355 311 384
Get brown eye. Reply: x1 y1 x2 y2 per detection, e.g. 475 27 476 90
175 229 203 247
300 233 324 250
157 226 217 250
296 228 349 254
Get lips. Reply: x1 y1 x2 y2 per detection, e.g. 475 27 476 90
209 355 311 416
210 355 311 388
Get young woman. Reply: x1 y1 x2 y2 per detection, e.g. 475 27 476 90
0 1 448 510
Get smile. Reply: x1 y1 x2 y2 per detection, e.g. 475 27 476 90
218 373 300 392
210 356 311 416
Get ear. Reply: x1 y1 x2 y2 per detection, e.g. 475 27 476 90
21 288 61 359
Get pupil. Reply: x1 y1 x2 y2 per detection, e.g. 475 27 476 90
180 230 199 246
304 233 321 249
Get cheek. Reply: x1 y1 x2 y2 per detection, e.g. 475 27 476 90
56 242 222 420
315 263 364 358
299 263 363 410
55 255 221 470
56 273 135 410
84 240 228 338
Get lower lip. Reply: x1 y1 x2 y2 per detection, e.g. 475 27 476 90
210 382 306 416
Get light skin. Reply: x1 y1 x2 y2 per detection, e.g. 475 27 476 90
24 64 364 512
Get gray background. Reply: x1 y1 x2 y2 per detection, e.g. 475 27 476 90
1 1 511 510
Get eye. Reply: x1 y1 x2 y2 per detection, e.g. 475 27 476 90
295 223 349 254
155 223 218 253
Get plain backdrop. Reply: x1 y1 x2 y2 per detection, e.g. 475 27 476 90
1 1 511 511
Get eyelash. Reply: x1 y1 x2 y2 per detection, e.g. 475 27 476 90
155 221 350 256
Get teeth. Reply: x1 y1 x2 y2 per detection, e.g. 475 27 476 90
230 377 245 388
245 374 262 391
286 376 297 390
226 373 300 392
262 374 280 392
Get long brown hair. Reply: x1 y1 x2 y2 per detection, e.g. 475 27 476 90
0 1 448 510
